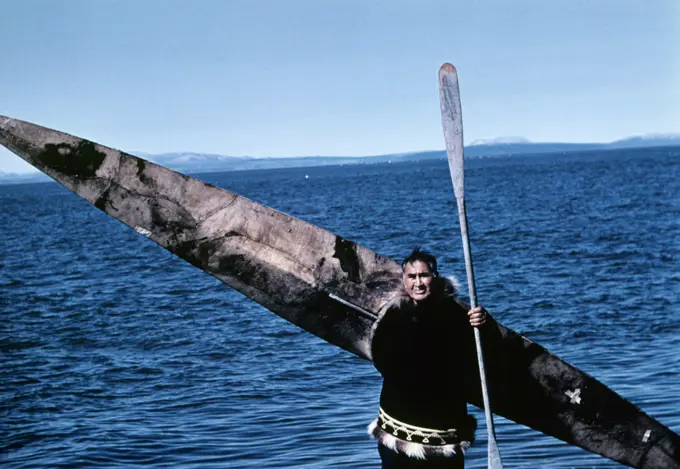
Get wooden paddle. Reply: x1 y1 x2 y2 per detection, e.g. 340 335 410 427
438 63 504 469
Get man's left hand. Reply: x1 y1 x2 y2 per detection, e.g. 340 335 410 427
468 306 488 328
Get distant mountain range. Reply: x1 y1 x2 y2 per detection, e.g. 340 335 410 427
2 133 679 185
125 133 680 173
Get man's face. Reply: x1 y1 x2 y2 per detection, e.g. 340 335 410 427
403 260 434 303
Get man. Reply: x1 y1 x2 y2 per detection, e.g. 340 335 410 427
368 248 491 468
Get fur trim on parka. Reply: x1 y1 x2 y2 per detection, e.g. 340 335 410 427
367 416 474 460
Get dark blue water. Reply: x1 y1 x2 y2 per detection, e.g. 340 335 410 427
2 147 679 468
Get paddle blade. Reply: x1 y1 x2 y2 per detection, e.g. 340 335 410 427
438 63 465 200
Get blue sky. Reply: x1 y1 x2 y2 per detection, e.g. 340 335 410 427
1 0 678 173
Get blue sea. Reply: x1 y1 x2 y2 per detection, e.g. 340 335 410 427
2 147 679 468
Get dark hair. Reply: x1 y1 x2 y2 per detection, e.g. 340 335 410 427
401 248 439 277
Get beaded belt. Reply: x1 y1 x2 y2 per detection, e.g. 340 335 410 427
377 408 463 446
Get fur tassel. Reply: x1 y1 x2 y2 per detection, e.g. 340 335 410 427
367 419 470 460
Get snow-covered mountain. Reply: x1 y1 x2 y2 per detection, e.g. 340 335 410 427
144 152 253 172
469 137 531 146
611 133 680 148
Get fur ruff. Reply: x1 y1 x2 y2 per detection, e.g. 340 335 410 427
367 418 470 460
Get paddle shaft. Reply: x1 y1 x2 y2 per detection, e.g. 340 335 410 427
439 63 503 469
